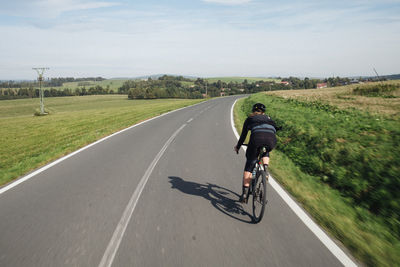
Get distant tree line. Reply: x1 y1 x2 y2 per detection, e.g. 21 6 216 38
122 75 204 99
0 74 391 100
122 76 323 99
45 77 105 87
0 85 115 100
0 77 105 88
158 75 192 82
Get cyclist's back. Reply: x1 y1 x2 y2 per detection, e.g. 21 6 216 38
234 103 278 202
238 113 277 148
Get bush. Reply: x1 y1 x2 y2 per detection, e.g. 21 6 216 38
353 84 399 97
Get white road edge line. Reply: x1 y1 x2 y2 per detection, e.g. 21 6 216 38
99 123 187 267
0 101 204 195
230 98 357 267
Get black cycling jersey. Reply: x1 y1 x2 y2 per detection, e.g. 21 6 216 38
236 114 277 149
236 114 278 172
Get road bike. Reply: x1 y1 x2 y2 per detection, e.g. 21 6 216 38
241 144 268 223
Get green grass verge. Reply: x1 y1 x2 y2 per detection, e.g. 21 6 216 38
234 96 400 267
0 95 204 186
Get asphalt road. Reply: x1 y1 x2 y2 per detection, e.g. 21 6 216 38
0 96 353 266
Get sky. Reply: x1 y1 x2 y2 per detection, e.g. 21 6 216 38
0 0 399 79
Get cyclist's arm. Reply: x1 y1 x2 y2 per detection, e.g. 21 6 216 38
236 118 249 149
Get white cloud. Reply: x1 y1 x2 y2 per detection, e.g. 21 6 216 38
0 0 399 79
1 17 399 80
203 0 251 5
36 0 119 12
0 0 120 18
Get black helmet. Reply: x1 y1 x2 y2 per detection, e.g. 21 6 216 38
252 103 266 112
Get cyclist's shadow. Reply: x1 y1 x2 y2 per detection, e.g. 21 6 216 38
168 176 252 223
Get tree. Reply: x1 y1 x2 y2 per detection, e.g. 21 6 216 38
145 88 156 99
128 88 146 99
304 77 312 89
50 88 58 96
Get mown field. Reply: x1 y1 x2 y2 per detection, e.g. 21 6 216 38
0 96 204 186
234 81 400 266
266 80 400 119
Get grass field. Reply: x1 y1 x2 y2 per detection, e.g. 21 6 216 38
60 79 127 91
205 77 280 83
234 84 400 266
0 95 204 186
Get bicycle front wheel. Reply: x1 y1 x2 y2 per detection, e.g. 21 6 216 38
252 169 267 223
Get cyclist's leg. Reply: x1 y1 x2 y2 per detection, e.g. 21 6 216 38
261 152 270 181
243 144 258 187
243 171 252 187
259 134 276 167
262 154 270 166
240 143 258 202
240 170 253 203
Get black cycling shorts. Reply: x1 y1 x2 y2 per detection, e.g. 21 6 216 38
244 133 276 172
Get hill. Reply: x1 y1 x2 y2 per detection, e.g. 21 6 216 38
382 74 400 80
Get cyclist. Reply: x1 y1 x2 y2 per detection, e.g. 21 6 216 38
234 102 278 203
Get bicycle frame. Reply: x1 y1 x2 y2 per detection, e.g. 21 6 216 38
241 144 268 223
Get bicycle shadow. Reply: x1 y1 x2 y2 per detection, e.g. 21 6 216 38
168 176 253 223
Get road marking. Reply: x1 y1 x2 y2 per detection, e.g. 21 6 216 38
0 101 206 196
98 124 187 267
199 105 211 114
230 98 357 267
187 118 193 123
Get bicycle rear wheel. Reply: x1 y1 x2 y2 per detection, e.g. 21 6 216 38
252 169 267 223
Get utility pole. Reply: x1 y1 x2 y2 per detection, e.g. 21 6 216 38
33 67 49 115
205 80 208 97
373 67 383 84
